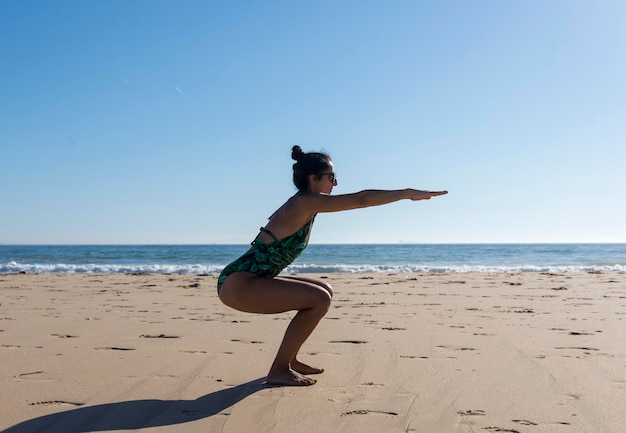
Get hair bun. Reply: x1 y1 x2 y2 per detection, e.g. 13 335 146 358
291 145 304 162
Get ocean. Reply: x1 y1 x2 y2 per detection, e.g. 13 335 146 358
1 244 625 275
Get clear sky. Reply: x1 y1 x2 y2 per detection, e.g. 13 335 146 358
2 0 625 244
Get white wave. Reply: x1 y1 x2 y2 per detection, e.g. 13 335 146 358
285 263 626 274
2 261 624 275
0 262 224 275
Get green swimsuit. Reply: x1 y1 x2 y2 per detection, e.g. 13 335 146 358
216 218 315 293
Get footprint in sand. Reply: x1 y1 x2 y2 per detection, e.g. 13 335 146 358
179 349 208 354
139 334 179 339
482 428 520 433
458 409 486 416
341 409 398 416
15 371 60 383
512 419 538 426
437 345 477 351
555 346 599 351
95 347 136 351
29 400 84 407
15 371 51 382
564 393 582 402
181 409 201 416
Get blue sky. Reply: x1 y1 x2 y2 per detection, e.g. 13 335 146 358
2 0 625 244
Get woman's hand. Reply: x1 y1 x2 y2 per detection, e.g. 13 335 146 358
407 189 448 200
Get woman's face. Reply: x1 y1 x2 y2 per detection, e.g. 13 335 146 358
309 161 337 194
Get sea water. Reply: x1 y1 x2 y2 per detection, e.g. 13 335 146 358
1 244 625 274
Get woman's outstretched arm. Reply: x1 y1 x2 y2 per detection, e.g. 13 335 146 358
299 189 448 214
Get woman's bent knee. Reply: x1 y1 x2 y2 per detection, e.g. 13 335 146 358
320 281 333 298
314 289 332 311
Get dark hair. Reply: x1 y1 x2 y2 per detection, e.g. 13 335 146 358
291 145 332 191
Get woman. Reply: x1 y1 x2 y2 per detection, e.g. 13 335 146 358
217 146 447 386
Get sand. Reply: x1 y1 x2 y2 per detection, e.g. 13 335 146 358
0 271 624 433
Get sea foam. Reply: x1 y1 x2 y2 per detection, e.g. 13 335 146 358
2 261 623 275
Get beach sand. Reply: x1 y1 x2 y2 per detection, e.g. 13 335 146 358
1 272 624 433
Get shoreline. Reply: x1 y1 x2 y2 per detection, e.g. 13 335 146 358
1 272 625 432
4 243 626 276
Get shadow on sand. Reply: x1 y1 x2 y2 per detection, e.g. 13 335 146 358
2 377 268 433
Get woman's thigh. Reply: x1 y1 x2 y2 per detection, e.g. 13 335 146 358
277 275 333 297
218 272 332 314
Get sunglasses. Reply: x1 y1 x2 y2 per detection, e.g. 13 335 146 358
320 172 337 183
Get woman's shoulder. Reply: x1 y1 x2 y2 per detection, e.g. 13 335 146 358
284 191 330 213
283 192 319 217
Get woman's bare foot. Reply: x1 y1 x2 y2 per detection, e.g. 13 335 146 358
291 358 324 375
266 368 317 386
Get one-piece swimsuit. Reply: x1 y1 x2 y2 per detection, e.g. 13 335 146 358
216 218 314 293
